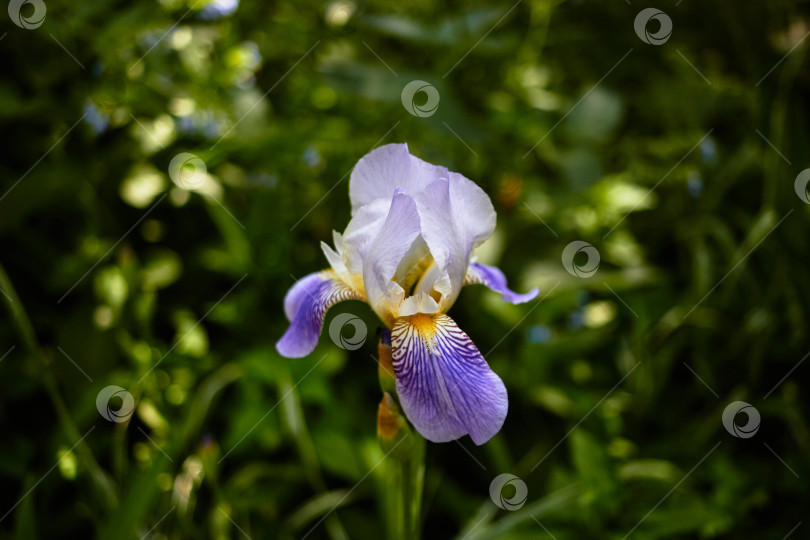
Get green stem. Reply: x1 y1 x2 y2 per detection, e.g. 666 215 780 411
401 458 413 540
0 261 118 511
401 433 425 540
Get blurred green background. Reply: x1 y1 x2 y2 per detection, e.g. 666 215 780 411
1 0 809 538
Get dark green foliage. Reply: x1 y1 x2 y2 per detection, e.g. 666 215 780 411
1 0 808 538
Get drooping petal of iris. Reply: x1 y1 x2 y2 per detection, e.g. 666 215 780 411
277 143 538 445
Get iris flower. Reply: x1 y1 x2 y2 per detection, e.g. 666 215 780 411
277 144 538 445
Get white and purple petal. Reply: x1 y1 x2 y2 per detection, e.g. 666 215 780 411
340 198 393 274
411 174 497 312
446 171 496 250
464 263 539 304
362 188 422 324
391 314 508 445
349 143 448 212
412 178 465 309
276 271 365 358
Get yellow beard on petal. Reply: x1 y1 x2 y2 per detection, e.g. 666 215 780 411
408 313 439 353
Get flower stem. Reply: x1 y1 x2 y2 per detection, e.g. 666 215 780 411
400 432 425 540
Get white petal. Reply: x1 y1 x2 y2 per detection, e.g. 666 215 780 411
362 188 421 323
447 171 496 250
393 236 434 294
341 197 392 274
320 241 346 275
332 230 345 254
398 292 440 317
412 178 467 310
412 173 496 311
349 143 447 212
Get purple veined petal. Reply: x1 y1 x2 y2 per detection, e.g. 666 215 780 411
391 313 508 445
464 263 539 304
349 143 448 212
277 271 365 358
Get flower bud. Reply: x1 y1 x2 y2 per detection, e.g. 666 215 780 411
377 392 413 459
378 328 396 394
